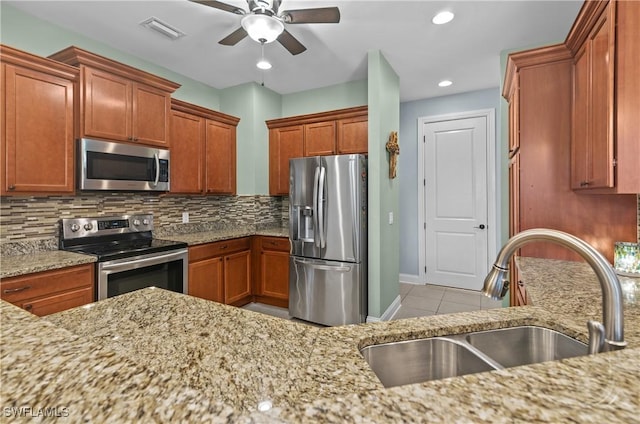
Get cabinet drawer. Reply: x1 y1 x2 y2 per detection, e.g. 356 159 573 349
1 264 94 303
17 287 94 317
260 237 290 252
189 237 251 262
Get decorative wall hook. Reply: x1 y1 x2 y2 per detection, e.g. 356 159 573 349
386 131 399 179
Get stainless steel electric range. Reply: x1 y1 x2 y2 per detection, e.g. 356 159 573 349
59 214 188 301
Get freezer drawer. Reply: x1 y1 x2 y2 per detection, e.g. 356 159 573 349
289 256 366 326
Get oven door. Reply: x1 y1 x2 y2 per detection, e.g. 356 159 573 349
97 248 188 301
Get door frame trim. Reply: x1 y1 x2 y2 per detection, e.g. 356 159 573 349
417 108 497 285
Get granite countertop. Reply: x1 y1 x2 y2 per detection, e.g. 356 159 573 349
0 225 288 279
2 257 639 422
0 250 96 279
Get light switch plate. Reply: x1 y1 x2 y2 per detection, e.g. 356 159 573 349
182 212 189 223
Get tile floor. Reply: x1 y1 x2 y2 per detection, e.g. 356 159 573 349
242 282 503 324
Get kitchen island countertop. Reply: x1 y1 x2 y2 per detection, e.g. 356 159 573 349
1 257 638 422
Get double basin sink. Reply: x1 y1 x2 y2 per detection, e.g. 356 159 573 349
360 326 588 388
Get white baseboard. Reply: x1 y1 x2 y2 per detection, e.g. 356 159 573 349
366 295 402 323
399 273 422 284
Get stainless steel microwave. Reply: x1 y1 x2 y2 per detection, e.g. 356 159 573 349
78 138 170 191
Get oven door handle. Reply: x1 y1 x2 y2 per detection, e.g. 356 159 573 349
99 249 188 273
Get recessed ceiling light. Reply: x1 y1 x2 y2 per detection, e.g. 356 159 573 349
438 80 453 87
432 11 454 25
140 17 186 40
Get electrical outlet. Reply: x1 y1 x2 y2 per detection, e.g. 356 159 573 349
182 212 189 223
388 212 394 225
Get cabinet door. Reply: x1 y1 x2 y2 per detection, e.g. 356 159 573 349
82 67 132 142
133 83 171 147
269 126 304 195
337 116 368 154
205 120 236 194
188 257 224 303
2 64 75 194
224 250 251 305
170 110 205 194
571 45 590 189
587 7 615 189
259 250 289 300
18 287 94 317
304 121 336 156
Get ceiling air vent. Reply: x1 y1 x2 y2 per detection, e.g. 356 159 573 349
140 17 186 40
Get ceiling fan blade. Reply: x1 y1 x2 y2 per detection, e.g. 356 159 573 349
282 7 340 24
277 29 306 55
190 0 245 15
219 27 248 45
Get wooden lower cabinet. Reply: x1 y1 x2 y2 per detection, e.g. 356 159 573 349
188 257 224 303
224 250 251 305
254 236 290 308
187 237 252 306
0 264 94 316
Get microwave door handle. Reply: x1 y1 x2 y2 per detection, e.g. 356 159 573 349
151 153 160 187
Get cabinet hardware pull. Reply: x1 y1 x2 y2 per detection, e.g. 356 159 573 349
4 285 31 294
580 181 590 187
24 304 33 311
8 185 16 191
134 137 139 141
220 245 228 249
127 136 133 141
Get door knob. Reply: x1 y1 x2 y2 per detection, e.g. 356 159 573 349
475 224 486 229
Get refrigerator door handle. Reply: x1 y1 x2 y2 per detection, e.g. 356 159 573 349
292 257 351 272
312 166 320 248
318 166 326 249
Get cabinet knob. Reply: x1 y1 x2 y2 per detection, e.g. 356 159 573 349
7 185 15 191
128 136 133 141
133 137 139 141
24 304 33 311
580 181 590 187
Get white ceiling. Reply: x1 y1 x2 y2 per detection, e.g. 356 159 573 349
6 0 583 102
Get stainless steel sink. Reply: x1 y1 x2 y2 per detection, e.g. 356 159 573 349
360 337 498 388
360 326 588 388
465 326 588 368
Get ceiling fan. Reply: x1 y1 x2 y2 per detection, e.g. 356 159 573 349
190 0 340 55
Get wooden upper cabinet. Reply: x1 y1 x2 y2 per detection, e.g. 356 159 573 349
267 106 367 196
48 46 179 148
268 125 304 196
170 109 205 194
567 0 640 193
337 115 368 154
506 74 520 158
1 45 78 195
205 120 236 194
169 99 239 195
304 121 336 156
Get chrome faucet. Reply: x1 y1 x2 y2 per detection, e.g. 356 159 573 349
483 228 626 353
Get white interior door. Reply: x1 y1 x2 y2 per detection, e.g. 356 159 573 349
424 116 488 290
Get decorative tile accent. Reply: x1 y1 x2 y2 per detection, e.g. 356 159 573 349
0 193 285 249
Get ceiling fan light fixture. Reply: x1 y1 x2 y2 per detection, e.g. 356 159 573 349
241 14 284 44
432 11 455 25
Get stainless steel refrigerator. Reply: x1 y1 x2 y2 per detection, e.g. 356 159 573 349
289 154 367 326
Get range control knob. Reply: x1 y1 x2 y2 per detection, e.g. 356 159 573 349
142 219 150 226
133 219 141 226
70 223 80 232
84 223 93 231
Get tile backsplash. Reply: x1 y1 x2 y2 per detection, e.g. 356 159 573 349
637 194 640 242
0 193 287 247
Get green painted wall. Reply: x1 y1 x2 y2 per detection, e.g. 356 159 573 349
220 82 281 195
367 50 400 319
0 3 221 110
281 79 368 116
